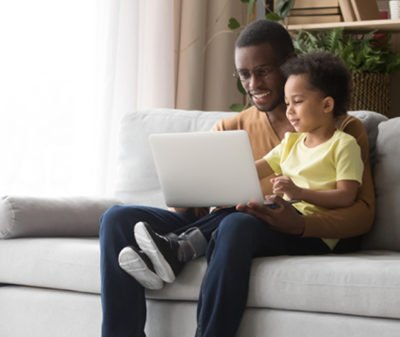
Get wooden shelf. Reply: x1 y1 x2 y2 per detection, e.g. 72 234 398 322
288 19 400 33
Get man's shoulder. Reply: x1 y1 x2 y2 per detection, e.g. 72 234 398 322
333 129 360 146
337 114 364 135
213 106 261 131
335 114 368 145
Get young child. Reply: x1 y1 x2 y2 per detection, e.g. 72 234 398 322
256 51 363 249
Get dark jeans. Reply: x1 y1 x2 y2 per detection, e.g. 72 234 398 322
100 205 357 337
195 211 334 337
99 205 235 337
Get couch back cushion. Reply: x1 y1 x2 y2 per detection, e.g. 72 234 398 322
347 110 388 165
362 117 400 250
113 109 235 206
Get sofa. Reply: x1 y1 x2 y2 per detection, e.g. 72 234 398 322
0 108 399 337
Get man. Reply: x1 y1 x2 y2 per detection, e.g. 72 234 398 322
99 19 374 337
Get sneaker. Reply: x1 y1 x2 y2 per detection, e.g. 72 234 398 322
134 221 183 283
118 246 164 290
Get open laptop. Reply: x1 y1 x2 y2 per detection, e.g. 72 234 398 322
149 130 264 207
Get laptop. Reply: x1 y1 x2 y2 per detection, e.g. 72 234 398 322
149 130 264 207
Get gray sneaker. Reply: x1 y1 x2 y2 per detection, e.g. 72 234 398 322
118 246 164 290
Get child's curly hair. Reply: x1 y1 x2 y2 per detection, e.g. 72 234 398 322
281 52 352 116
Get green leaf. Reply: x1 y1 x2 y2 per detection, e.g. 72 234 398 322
230 103 245 112
246 0 257 21
276 0 294 18
228 17 241 30
265 12 281 22
236 78 247 96
240 0 250 2
293 28 400 74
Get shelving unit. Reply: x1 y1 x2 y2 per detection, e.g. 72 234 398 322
288 19 400 32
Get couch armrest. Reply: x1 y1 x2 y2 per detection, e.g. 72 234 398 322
0 195 121 239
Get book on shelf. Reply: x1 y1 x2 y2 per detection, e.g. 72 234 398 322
290 7 341 16
286 14 342 25
350 0 380 20
339 0 356 21
291 0 339 9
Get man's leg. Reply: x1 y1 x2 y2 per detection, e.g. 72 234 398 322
99 204 194 337
195 212 330 337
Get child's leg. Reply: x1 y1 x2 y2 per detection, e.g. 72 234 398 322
134 207 236 283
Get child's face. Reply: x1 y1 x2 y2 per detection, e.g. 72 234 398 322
284 74 333 133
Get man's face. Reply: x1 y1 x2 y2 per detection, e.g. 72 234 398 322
234 43 286 113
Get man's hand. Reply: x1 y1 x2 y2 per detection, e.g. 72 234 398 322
236 195 305 235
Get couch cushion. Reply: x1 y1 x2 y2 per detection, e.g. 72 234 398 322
2 237 399 320
0 196 119 239
0 286 101 337
347 110 388 164
362 117 400 251
0 238 100 294
149 252 400 320
113 109 235 206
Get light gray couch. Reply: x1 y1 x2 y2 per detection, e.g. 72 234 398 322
0 108 399 337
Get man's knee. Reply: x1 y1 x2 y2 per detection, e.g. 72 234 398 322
212 212 263 253
99 205 143 237
217 213 260 239
100 205 125 230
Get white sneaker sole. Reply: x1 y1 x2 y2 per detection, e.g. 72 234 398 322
118 246 164 290
134 222 176 283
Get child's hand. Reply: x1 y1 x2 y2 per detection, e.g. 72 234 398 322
270 175 302 200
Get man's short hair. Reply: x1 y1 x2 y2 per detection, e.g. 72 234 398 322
281 52 352 116
235 19 294 62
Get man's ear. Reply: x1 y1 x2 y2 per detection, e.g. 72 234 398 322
323 96 335 114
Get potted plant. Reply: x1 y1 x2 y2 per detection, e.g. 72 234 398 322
292 28 400 115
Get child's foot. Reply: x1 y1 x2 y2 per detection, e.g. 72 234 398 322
118 245 164 290
134 221 183 283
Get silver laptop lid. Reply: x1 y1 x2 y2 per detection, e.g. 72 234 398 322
149 130 264 207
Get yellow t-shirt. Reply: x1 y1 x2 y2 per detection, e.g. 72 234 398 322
213 106 375 239
264 130 364 249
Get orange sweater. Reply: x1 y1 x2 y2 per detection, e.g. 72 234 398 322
213 106 375 238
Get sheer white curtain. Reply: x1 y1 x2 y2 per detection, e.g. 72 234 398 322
0 0 175 197
99 0 176 193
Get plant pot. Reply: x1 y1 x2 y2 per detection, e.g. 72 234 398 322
350 72 391 116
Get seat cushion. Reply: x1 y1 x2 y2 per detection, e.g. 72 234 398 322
1 238 399 320
0 238 100 294
149 251 400 320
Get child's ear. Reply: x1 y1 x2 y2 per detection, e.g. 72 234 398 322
323 96 335 114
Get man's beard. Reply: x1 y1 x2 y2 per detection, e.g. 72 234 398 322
250 92 285 113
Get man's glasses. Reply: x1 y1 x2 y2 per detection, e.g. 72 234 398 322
233 65 274 83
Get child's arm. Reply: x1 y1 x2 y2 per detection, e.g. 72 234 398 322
256 159 274 180
271 176 360 209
